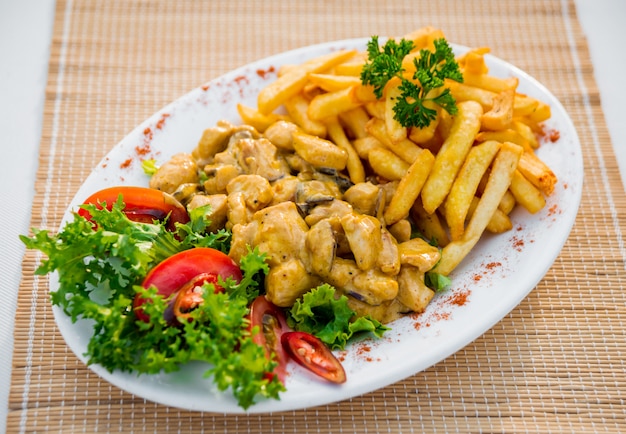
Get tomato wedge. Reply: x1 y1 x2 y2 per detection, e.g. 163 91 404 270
281 331 346 384
249 296 290 383
134 247 242 323
78 186 189 231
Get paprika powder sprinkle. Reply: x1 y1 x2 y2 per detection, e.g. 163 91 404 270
256 66 276 79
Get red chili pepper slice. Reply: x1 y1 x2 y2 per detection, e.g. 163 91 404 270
281 331 346 384
169 273 220 323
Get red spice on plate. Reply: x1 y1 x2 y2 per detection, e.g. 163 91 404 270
511 236 525 252
256 66 276 79
155 113 170 130
354 342 381 363
447 289 470 307
548 129 561 142
356 344 371 355
135 143 151 156
548 204 560 217
234 75 249 85
484 261 502 272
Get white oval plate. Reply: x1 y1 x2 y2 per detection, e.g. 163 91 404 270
53 38 583 413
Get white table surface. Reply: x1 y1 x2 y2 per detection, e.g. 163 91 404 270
1 0 625 431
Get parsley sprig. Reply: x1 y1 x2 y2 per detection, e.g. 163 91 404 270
360 36 463 128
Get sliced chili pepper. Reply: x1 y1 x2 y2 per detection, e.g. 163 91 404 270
281 331 346 384
134 247 242 323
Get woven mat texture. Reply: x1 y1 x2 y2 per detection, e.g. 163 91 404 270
7 0 626 432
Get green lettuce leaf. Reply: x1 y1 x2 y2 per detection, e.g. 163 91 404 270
288 284 389 350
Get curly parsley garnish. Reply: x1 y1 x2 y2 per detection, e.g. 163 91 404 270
360 36 463 128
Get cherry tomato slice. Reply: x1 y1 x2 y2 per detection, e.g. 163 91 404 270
281 331 346 384
249 296 290 383
134 247 242 323
78 186 189 232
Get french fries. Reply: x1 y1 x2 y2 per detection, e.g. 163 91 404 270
325 116 366 184
257 49 357 114
444 140 501 241
435 142 523 275
247 26 558 282
384 148 435 225
283 93 327 137
308 86 364 120
421 100 483 214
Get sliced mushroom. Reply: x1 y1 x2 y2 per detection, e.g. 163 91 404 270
172 183 202 206
295 179 339 207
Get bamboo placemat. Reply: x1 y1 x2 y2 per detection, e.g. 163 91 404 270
7 0 626 432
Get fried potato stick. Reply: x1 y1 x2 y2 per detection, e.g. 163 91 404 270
307 73 361 92
308 86 364 120
384 78 408 143
420 100 483 214
368 147 410 181
384 148 435 225
365 117 423 164
509 169 546 213
436 142 523 275
284 93 327 137
257 49 356 114
325 116 366 184
444 140 501 241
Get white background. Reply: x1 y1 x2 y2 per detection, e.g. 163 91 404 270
1 0 625 431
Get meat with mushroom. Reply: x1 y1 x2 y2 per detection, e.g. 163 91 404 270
147 117 446 324
326 258 399 306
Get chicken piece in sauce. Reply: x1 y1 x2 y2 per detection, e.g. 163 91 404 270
149 153 199 194
229 201 318 307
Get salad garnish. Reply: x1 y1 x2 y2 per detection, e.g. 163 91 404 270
21 192 385 408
